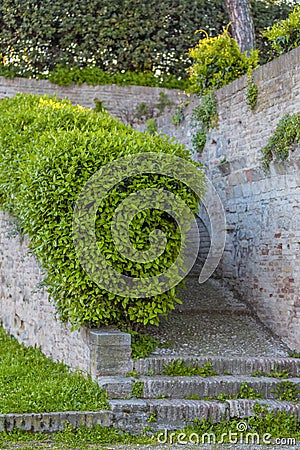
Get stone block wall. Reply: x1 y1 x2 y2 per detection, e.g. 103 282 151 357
155 47 300 350
0 212 133 375
201 47 300 351
0 76 188 125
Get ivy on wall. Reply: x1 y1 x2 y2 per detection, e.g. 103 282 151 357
262 113 300 170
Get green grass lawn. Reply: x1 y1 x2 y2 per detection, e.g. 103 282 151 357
0 326 109 413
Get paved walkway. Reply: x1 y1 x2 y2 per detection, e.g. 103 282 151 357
148 262 290 358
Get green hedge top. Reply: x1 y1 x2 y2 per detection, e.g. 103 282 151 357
0 94 204 330
0 0 292 81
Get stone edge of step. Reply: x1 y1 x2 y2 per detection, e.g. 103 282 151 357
1 399 300 433
135 356 300 376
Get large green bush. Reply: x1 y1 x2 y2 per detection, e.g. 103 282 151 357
0 0 293 81
0 94 204 330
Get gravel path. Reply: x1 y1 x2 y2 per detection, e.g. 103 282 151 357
147 269 290 358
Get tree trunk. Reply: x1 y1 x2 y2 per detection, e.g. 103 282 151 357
225 0 256 54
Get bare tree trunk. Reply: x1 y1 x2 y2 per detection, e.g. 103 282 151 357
225 0 256 54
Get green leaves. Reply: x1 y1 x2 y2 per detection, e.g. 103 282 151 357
0 93 203 330
0 0 292 80
262 5 300 57
188 29 259 96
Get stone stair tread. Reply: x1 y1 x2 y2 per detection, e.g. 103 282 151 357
99 373 300 400
109 398 300 431
110 398 300 408
139 375 300 400
135 355 300 376
136 374 300 382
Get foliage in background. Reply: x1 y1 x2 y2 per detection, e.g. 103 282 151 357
262 5 300 58
188 29 259 95
0 326 108 413
0 0 293 84
47 66 188 90
0 94 203 330
262 113 300 170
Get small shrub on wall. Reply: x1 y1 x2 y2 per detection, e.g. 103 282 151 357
0 94 204 330
187 29 259 95
262 113 300 170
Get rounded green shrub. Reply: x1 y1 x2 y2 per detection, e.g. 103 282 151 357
187 29 259 95
0 94 204 330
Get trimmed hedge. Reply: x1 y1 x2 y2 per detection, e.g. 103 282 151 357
0 0 293 81
0 94 204 329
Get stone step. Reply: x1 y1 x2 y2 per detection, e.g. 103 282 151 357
98 375 300 400
134 356 300 377
3 398 300 434
109 398 300 433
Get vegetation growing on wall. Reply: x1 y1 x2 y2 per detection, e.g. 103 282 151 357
262 113 300 170
0 94 203 330
187 28 259 95
191 90 218 154
0 0 293 85
245 70 258 110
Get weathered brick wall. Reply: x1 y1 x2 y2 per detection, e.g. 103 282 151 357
0 76 188 124
0 212 92 370
153 47 300 350
0 213 133 375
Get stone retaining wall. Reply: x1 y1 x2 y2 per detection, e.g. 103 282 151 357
153 47 300 350
0 75 188 124
0 212 133 375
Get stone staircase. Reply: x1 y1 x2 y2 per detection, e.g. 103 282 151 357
99 355 300 433
97 271 300 433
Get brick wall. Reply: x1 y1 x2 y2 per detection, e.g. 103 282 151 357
0 76 188 124
0 213 133 376
154 47 300 350
0 212 91 371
